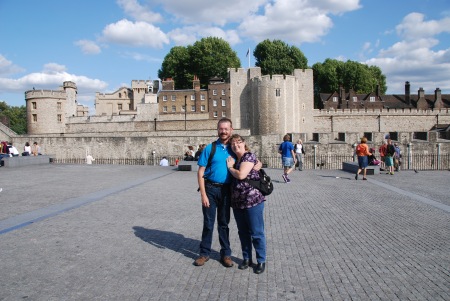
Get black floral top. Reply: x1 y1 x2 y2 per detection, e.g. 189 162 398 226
231 152 265 209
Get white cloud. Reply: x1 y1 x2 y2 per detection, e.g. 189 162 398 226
156 0 266 26
102 19 169 48
0 54 25 76
117 0 163 23
0 63 108 95
74 40 102 55
168 26 240 46
238 0 361 44
365 13 450 94
396 12 450 40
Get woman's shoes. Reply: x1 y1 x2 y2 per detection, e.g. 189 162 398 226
238 259 252 270
254 263 265 274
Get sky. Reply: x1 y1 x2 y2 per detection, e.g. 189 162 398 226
0 0 449 112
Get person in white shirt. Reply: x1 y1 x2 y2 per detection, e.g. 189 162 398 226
8 143 19 157
159 156 169 166
86 154 95 164
294 139 305 171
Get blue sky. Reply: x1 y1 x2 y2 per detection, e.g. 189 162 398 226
0 0 449 111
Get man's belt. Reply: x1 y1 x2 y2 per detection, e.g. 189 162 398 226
205 179 229 187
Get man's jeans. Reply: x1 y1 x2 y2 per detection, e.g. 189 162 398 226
233 202 266 264
199 183 231 258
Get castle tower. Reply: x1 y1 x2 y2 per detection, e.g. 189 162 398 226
25 81 77 134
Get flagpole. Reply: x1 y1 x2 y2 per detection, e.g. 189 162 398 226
248 48 250 68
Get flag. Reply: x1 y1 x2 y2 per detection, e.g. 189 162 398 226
246 48 250 57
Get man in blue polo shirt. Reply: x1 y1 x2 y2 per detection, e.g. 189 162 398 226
195 118 235 267
278 134 296 183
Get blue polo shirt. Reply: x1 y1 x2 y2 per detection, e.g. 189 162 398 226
198 139 233 184
279 141 294 158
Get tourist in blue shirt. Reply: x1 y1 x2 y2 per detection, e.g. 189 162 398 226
278 134 296 183
194 118 235 268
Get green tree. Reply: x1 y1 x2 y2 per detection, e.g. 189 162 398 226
189 37 241 88
0 101 27 134
158 46 192 90
158 37 241 89
253 39 308 75
312 59 387 107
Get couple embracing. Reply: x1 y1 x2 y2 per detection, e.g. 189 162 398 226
195 118 267 274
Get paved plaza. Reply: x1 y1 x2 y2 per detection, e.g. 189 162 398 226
0 164 449 300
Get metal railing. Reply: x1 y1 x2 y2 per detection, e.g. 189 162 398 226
52 154 450 171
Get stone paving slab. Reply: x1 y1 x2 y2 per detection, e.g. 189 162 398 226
0 164 449 300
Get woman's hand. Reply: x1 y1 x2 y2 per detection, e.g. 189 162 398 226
226 156 235 169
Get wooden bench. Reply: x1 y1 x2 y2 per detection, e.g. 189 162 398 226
342 161 380 175
177 160 199 172
1 155 53 168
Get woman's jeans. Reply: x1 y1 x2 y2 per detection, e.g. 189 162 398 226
233 202 266 263
199 183 231 258
295 153 303 170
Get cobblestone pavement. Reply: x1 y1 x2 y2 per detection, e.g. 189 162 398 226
0 164 449 300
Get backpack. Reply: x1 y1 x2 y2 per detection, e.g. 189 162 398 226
387 144 395 156
247 169 274 196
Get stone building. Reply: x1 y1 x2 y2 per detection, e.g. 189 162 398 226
7 67 450 160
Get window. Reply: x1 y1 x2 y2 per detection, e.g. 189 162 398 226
181 105 186 112
57 102 62 110
32 102 37 109
212 89 217 95
163 95 168 101
119 93 122 98
413 132 428 141
276 88 281 97
302 117 305 124
221 89 225 96
222 111 226 117
353 96 358 102
369 96 375 102
191 105 195 111
191 95 195 100
172 105 176 112
118 104 122 110
333 96 338 102
171 95 176 101
302 103 305 110
201 94 205 100
32 114 37 122
337 132 346 142
388 132 398 141
213 111 218 117
221 99 226 106
438 132 450 140
201 105 205 111
163 106 167 112
213 100 217 107
57 114 62 122
363 132 373 142
312 133 319 142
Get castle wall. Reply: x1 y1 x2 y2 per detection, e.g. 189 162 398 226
313 109 450 136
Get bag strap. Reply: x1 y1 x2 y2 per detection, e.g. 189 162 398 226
205 141 216 171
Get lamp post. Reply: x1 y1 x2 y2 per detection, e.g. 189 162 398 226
184 95 187 130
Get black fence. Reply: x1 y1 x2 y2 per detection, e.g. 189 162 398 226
52 153 450 171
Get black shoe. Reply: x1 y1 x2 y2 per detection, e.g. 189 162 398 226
238 259 252 270
254 262 265 274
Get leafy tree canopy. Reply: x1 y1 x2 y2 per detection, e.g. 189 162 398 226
254 39 308 75
158 37 241 89
0 101 27 134
312 59 387 96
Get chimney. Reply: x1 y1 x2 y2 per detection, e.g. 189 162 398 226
376 84 380 97
405 81 410 105
434 88 443 109
162 78 174 90
416 87 428 109
193 75 200 91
